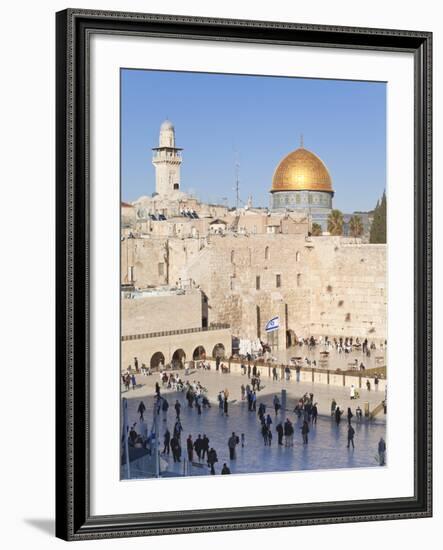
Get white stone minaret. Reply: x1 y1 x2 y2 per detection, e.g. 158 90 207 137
152 120 182 196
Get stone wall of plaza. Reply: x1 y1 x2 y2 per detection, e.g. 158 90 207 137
121 327 231 371
121 290 203 337
177 234 387 344
121 232 387 346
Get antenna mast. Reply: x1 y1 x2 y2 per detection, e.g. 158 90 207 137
234 150 240 210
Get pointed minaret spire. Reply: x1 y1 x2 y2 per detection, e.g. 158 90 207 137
300 133 304 148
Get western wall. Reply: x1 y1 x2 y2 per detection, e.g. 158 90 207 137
121 233 387 345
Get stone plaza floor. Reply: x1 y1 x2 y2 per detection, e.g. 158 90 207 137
122 369 386 479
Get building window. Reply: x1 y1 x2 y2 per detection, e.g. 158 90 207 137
297 273 301 287
265 246 270 260
296 251 301 262
256 276 260 290
276 274 281 288
256 306 261 338
158 263 165 276
173 183 179 190
231 250 235 264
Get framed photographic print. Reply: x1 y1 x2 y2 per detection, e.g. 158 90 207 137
55 9 432 540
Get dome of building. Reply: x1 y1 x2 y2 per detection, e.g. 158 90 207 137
160 119 174 131
271 147 332 193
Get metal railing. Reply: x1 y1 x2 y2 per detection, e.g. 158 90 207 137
122 323 230 342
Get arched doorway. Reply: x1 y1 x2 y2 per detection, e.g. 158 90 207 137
150 351 165 370
286 330 297 348
212 343 225 359
192 346 206 360
171 349 186 369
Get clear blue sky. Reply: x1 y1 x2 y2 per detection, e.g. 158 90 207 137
121 69 386 212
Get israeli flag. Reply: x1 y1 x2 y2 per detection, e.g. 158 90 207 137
265 316 280 333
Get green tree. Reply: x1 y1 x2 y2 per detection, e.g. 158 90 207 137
349 214 364 238
327 209 344 236
369 191 387 243
311 222 322 236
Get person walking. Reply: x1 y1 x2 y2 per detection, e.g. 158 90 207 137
378 437 386 465
201 434 210 460
273 395 281 415
331 398 337 416
174 400 181 419
312 402 318 424
186 435 194 462
347 407 354 426
170 436 181 463
241 384 246 400
162 429 170 455
272 366 278 381
137 400 146 421
374 375 379 391
223 396 229 417
366 379 371 391
218 392 224 413
335 406 342 425
266 414 272 429
276 422 283 445
347 425 355 449
131 374 137 390
162 397 169 415
252 392 257 411
228 432 239 460
301 420 310 444
194 434 203 461
350 385 356 400
261 424 269 446
207 448 218 475
221 463 231 474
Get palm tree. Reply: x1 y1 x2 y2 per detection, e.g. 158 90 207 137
349 215 364 238
327 209 344 236
311 223 322 236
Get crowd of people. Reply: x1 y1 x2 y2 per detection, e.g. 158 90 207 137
122 349 387 477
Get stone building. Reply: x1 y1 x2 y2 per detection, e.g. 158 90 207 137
270 138 334 232
121 287 231 370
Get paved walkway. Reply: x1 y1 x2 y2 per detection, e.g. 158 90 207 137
122 369 386 479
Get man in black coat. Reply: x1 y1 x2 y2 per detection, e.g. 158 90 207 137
201 434 210 460
186 435 193 462
193 434 203 461
276 422 284 445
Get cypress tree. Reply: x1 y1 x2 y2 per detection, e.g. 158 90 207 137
369 191 387 243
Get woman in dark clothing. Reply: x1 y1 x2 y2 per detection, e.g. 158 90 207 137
207 448 218 474
223 396 229 416
170 436 181 463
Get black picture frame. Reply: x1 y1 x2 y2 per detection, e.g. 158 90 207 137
55 8 432 541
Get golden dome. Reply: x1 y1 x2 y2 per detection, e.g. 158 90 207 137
271 147 333 192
